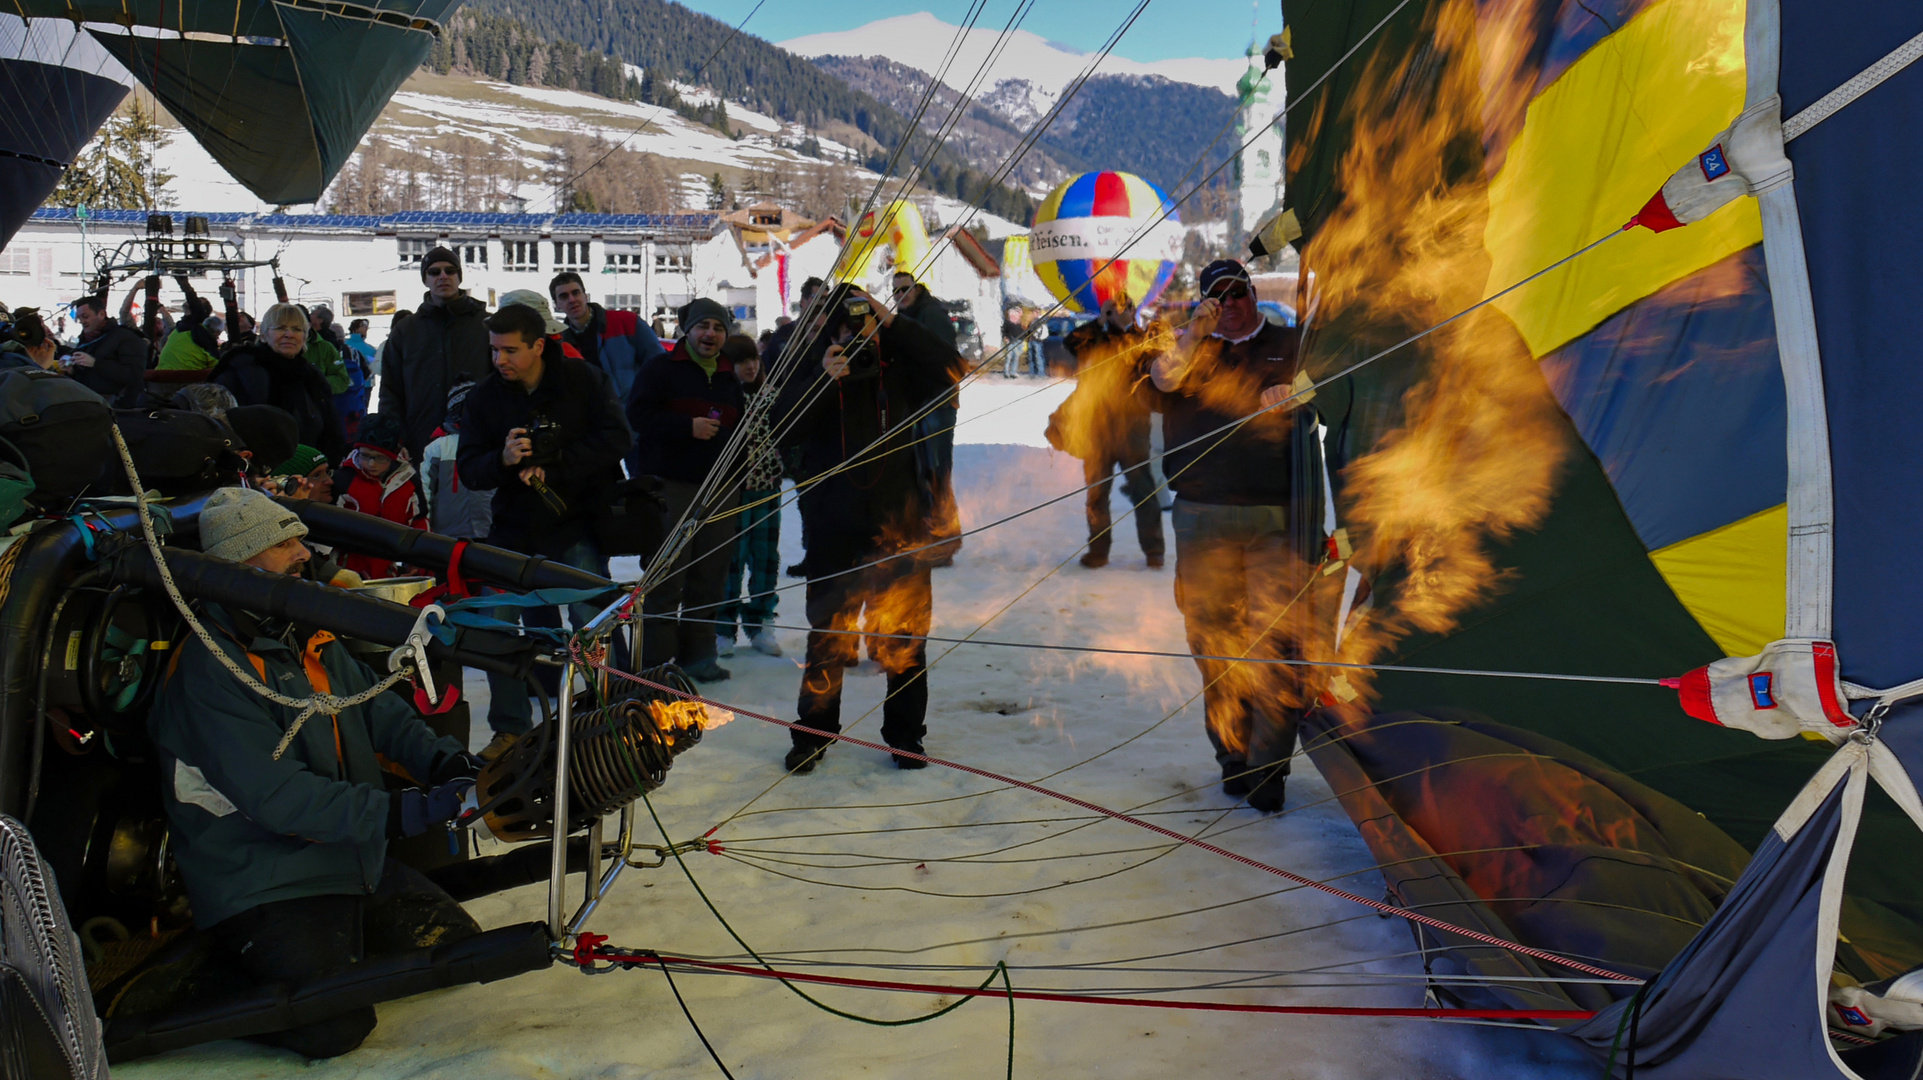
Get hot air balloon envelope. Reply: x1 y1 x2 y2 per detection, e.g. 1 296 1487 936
1030 171 1182 313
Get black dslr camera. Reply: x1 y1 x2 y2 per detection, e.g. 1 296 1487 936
523 414 564 466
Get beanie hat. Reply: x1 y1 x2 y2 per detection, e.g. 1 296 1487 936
200 486 308 564
275 444 327 477
420 245 461 281
226 404 299 467
444 379 476 431
499 289 565 335
353 412 406 458
678 297 733 335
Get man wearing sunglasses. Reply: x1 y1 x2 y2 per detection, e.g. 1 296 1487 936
379 246 492 462
1144 259 1345 814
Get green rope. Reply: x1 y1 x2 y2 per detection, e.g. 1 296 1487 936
1602 982 1649 1078
640 792 1012 1030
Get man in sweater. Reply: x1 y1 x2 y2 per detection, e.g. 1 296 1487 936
626 297 744 681
1143 260 1347 813
380 247 491 462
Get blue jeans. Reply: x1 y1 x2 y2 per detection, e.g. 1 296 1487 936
485 537 616 736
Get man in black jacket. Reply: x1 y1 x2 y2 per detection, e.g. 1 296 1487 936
774 284 962 775
457 304 633 751
891 271 963 565
1056 294 1166 570
380 247 491 462
627 297 743 681
69 292 149 406
1142 260 1348 813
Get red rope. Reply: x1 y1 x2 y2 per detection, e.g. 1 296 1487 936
574 654 1641 985
576 945 1599 1021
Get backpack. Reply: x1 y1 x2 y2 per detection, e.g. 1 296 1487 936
0 369 114 504
103 408 244 496
0 437 35 530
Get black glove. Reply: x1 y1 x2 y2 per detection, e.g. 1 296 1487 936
429 749 486 787
386 778 471 838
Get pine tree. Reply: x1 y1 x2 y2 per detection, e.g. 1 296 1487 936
706 173 726 210
52 96 175 210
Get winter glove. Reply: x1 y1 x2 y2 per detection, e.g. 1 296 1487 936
429 749 486 787
386 778 472 838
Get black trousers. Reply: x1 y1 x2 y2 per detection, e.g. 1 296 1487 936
795 556 932 751
214 859 480 1059
1083 419 1164 561
642 478 740 668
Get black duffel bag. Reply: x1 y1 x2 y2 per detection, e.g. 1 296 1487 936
102 408 245 496
596 474 668 562
0 368 114 504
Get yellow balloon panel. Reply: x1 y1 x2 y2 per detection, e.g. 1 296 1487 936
1483 0 1761 358
1649 503 1788 658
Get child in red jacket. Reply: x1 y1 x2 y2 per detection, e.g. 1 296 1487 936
334 412 427 579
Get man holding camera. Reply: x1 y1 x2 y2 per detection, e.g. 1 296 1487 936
627 297 744 682
458 304 633 750
775 284 964 774
1144 259 1346 813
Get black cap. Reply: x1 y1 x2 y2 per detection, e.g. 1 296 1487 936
1198 259 1251 299
420 246 461 281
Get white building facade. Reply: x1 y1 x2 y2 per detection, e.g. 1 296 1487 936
1 208 753 341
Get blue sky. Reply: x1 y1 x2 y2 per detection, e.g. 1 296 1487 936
674 0 1280 62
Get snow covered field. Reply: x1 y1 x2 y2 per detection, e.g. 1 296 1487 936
119 377 1596 1078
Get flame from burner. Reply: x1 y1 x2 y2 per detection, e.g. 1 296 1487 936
647 698 734 732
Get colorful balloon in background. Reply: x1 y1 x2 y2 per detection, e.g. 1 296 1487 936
1029 171 1183 313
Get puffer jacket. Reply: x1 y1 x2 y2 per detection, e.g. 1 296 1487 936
71 321 149 406
147 603 463 927
421 430 493 539
378 292 491 461
335 458 427 577
562 303 665 405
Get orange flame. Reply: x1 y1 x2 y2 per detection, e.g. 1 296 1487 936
1282 0 1572 721
647 698 733 732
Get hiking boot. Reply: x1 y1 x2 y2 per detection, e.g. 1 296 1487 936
749 630 783 657
479 731 520 763
716 635 736 657
890 743 928 770
1246 766 1288 813
683 659 732 683
784 744 826 774
1146 553 1165 569
1079 551 1109 569
1221 761 1251 797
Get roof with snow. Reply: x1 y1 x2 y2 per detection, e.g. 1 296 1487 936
29 208 723 240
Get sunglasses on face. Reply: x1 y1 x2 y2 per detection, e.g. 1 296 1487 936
1207 282 1251 302
425 264 459 279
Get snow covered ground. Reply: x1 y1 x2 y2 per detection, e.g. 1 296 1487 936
118 377 1596 1078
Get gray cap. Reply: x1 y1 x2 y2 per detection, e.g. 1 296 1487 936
199 486 308 564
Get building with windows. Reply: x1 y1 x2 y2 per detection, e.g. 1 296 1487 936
0 208 754 341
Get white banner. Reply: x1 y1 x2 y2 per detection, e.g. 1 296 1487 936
1029 215 1184 265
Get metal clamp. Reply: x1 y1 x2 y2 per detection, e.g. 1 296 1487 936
625 838 714 869
1850 700 1891 745
389 603 445 705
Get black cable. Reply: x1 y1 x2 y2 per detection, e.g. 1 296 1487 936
651 951 737 1079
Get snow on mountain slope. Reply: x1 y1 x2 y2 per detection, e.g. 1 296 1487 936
135 67 1020 234
782 12 1248 105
